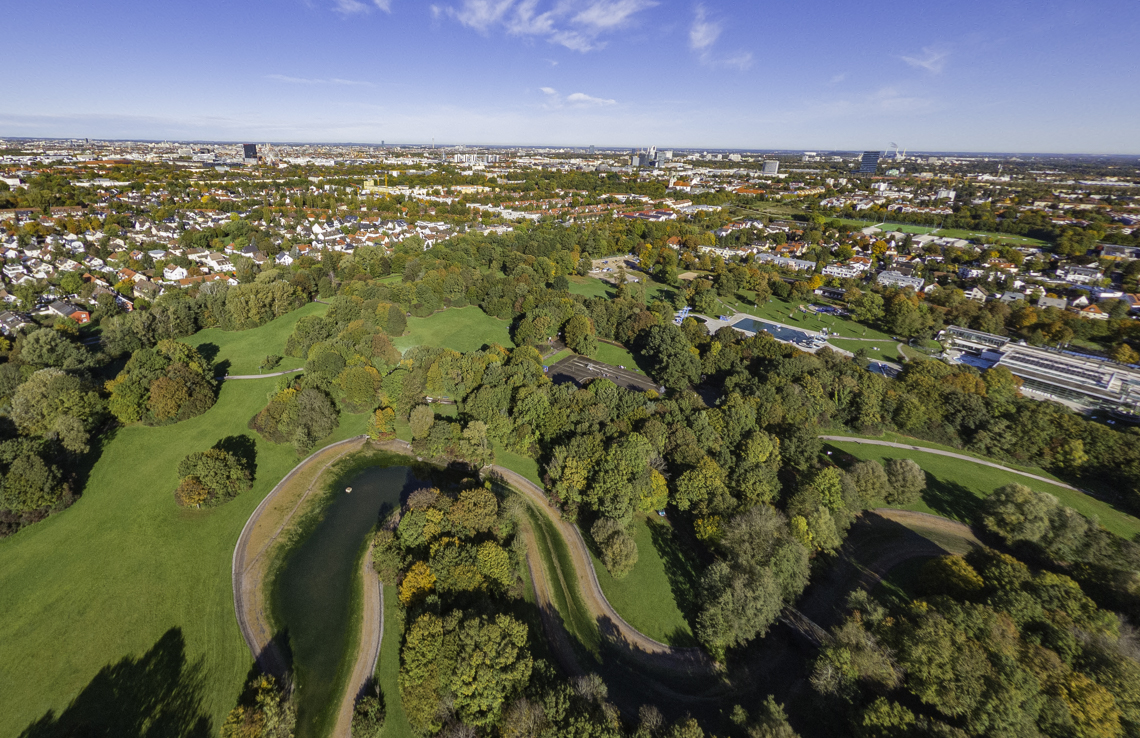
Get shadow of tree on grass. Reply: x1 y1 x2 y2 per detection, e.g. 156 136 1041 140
18 628 212 738
920 475 981 524
646 519 701 643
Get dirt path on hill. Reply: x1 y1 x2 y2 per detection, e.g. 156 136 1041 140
381 440 713 672
330 542 384 738
820 436 1079 491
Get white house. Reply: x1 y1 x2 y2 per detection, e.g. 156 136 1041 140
163 265 188 281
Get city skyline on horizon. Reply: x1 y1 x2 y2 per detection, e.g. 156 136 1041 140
3 0 1138 155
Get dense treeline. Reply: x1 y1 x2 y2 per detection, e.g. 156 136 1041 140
812 549 1139 737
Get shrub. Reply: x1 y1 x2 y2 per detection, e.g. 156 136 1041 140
175 447 254 507
591 517 638 579
351 694 385 737
884 458 926 505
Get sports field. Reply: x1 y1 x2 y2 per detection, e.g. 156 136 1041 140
392 307 514 354
0 376 369 736
831 218 1046 246
185 301 329 375
827 441 1140 539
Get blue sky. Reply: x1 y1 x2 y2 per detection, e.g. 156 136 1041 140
2 0 1137 153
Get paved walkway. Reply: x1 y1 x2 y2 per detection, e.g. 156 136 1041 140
820 436 1078 491
218 367 305 380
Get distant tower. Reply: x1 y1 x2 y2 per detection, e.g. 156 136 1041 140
858 151 881 174
242 144 258 165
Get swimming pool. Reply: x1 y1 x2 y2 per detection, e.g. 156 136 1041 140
731 317 817 344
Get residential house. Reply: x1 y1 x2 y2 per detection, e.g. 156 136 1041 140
822 263 862 279
963 286 989 303
48 301 90 324
1037 295 1068 310
1057 265 1103 285
1079 304 1109 320
163 264 189 281
0 310 33 335
877 270 925 290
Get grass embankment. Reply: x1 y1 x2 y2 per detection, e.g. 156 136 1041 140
521 499 602 658
185 301 329 375
587 516 698 646
0 307 370 736
829 431 1063 480
716 293 896 342
827 441 1140 539
377 584 414 738
392 307 514 354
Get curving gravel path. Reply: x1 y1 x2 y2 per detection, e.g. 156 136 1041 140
217 367 305 381
330 541 384 738
820 436 1079 491
234 436 714 736
231 436 368 679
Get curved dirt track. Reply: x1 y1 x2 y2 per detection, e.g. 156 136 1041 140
231 436 368 678
821 436 1079 491
235 436 713 736
383 441 713 671
330 542 384 738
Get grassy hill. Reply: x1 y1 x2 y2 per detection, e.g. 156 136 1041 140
0 310 367 736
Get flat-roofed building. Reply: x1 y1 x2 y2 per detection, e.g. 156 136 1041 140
938 325 1140 412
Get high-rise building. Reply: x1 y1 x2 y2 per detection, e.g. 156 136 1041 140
858 151 881 174
242 144 258 165
762 160 779 175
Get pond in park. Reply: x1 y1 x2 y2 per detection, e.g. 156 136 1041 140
271 462 418 738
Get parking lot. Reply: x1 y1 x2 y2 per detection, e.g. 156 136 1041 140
547 355 660 393
588 256 642 284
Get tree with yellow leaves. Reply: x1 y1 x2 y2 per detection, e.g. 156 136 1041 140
398 561 436 605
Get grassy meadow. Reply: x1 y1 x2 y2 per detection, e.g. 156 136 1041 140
0 307 370 736
184 301 329 375
827 441 1140 539
392 307 514 354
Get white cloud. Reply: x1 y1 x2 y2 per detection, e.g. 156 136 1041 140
566 92 617 106
901 47 950 74
688 5 720 51
689 5 751 69
450 0 515 30
572 0 656 31
333 0 391 14
441 0 655 52
540 87 617 108
830 73 847 85
266 74 373 86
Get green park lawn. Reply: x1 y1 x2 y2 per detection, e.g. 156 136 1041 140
568 275 614 300
719 293 896 341
827 338 904 364
593 342 645 373
392 307 513 354
831 217 1046 246
826 441 1140 539
587 516 698 647
184 301 329 375
0 375 370 736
